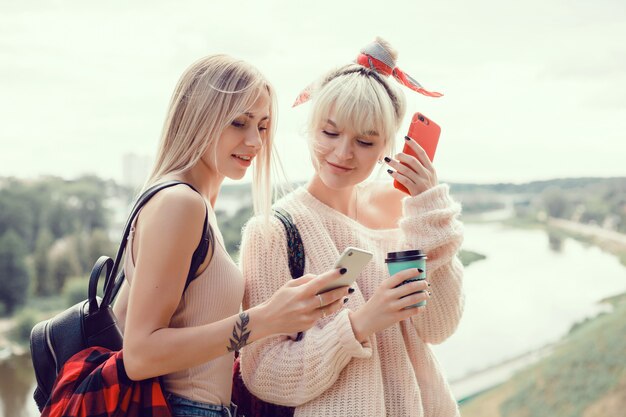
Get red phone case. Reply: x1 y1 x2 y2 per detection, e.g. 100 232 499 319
393 112 441 194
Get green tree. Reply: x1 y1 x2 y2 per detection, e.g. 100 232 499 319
218 205 254 257
67 229 116 275
542 187 569 219
47 201 77 240
49 243 82 291
86 229 115 268
0 191 35 250
65 176 110 232
63 277 89 306
0 230 31 314
0 176 113 254
33 228 55 296
73 233 90 273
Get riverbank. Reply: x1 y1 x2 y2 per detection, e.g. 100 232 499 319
501 216 626 267
451 343 560 403
456 214 626 415
460 291 626 417
546 218 626 267
0 318 21 360
0 317 33 359
0 298 64 357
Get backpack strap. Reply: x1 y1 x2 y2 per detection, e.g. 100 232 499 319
273 208 305 279
186 202 212 291
102 181 212 306
273 208 306 341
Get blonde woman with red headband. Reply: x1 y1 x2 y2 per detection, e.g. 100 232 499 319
238 38 464 416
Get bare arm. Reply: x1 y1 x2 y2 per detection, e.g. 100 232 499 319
122 187 348 381
112 280 130 334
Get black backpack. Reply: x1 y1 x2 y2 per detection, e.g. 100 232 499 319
29 181 212 411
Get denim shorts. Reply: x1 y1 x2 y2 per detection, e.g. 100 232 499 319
166 393 239 417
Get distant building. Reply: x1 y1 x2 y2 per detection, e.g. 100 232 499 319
122 153 151 191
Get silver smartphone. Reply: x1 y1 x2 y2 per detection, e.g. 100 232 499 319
318 247 373 293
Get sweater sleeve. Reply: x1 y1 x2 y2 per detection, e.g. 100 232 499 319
398 183 465 344
239 215 373 406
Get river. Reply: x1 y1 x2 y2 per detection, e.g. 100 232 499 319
1 222 625 416
433 223 626 384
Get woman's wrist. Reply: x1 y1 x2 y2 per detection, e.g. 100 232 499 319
246 303 276 342
403 183 453 216
348 309 371 343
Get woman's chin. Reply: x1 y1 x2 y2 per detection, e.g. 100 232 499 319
224 168 247 181
319 173 356 190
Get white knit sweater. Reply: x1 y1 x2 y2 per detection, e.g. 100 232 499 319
239 184 464 417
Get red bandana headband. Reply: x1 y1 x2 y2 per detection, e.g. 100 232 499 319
293 40 443 107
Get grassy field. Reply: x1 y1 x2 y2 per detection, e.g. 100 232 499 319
460 292 626 417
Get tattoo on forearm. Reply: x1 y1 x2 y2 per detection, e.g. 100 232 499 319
227 312 251 352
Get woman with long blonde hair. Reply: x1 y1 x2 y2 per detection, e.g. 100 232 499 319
112 54 350 417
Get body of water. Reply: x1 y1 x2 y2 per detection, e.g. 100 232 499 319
1 222 625 416
433 223 626 382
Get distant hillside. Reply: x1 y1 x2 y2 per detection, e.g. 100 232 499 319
219 177 626 197
448 176 626 194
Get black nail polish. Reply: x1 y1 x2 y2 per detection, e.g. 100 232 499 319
343 298 349 304
384 156 391 163
387 169 394 174
348 288 355 294
417 268 424 273
340 268 347 275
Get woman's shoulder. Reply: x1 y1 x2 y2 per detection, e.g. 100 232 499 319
137 184 207 236
360 181 405 228
242 211 283 241
273 186 309 208
242 188 311 244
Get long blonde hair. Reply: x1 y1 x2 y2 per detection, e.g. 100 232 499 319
146 54 277 216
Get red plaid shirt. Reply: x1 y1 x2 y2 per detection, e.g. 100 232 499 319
42 347 171 417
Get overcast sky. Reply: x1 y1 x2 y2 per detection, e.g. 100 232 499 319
1 0 625 184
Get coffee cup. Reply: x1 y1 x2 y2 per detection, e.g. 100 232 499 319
385 249 427 308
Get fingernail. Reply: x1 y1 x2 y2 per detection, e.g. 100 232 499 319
383 156 391 163
348 288 355 294
427 282 431 287
340 268 347 275
387 169 394 174
343 297 349 304
405 136 411 141
417 268 424 273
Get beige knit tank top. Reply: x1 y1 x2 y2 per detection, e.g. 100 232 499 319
123 207 244 405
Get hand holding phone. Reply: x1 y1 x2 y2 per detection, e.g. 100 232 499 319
393 112 441 195
317 247 373 294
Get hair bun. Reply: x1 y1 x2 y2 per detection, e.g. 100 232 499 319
360 37 398 72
